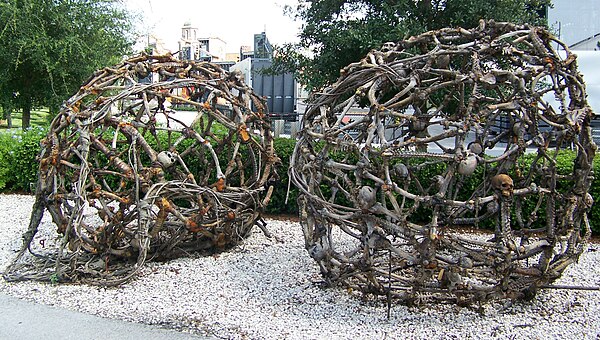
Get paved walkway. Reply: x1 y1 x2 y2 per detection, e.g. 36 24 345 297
0 293 208 340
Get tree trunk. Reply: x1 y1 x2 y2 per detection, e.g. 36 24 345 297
22 99 31 130
2 103 13 128
49 103 60 123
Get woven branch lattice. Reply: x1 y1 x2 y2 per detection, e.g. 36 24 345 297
5 54 278 285
291 21 596 304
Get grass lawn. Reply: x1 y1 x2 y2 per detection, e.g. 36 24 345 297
0 108 50 130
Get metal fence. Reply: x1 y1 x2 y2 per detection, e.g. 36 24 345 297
272 114 600 150
591 118 600 145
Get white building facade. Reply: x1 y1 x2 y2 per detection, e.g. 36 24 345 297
178 21 227 62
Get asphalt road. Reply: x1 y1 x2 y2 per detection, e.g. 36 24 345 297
0 293 208 340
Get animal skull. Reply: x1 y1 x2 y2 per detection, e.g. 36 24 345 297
585 193 594 208
134 62 149 78
358 185 377 210
457 153 478 176
491 174 513 197
394 163 409 179
468 141 483 155
228 69 245 84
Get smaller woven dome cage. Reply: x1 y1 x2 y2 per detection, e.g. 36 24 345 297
5 54 278 285
290 21 596 304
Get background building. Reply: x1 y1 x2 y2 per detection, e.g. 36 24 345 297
253 32 273 59
197 37 227 61
548 0 600 50
177 21 228 62
174 25 300 135
230 32 299 136
547 0 600 144
239 45 253 61
178 21 199 60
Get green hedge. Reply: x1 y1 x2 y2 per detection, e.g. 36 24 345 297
1 130 598 234
265 138 298 215
0 127 47 192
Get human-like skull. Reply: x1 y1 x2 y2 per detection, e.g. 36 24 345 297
157 151 177 168
381 42 396 52
491 174 514 197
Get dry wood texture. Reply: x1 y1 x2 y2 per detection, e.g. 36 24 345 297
290 20 596 304
5 54 278 285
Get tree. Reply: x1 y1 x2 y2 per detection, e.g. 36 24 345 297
273 0 551 91
0 0 135 129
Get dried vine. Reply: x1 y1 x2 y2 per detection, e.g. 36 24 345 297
4 54 278 285
291 20 596 304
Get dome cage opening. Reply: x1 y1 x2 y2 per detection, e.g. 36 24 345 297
5 54 279 286
290 20 596 304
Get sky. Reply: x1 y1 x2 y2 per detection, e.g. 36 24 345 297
125 0 302 54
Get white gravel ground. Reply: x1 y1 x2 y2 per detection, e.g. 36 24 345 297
1 194 599 339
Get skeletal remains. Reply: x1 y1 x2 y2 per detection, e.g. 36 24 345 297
3 20 597 306
290 20 596 304
4 54 278 285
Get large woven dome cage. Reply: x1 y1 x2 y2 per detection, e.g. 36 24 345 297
5 54 278 285
290 21 596 304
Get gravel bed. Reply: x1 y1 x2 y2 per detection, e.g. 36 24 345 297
1 194 599 339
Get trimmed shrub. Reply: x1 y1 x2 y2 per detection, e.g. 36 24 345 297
0 132 16 190
266 137 298 215
0 127 47 192
0 131 598 234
